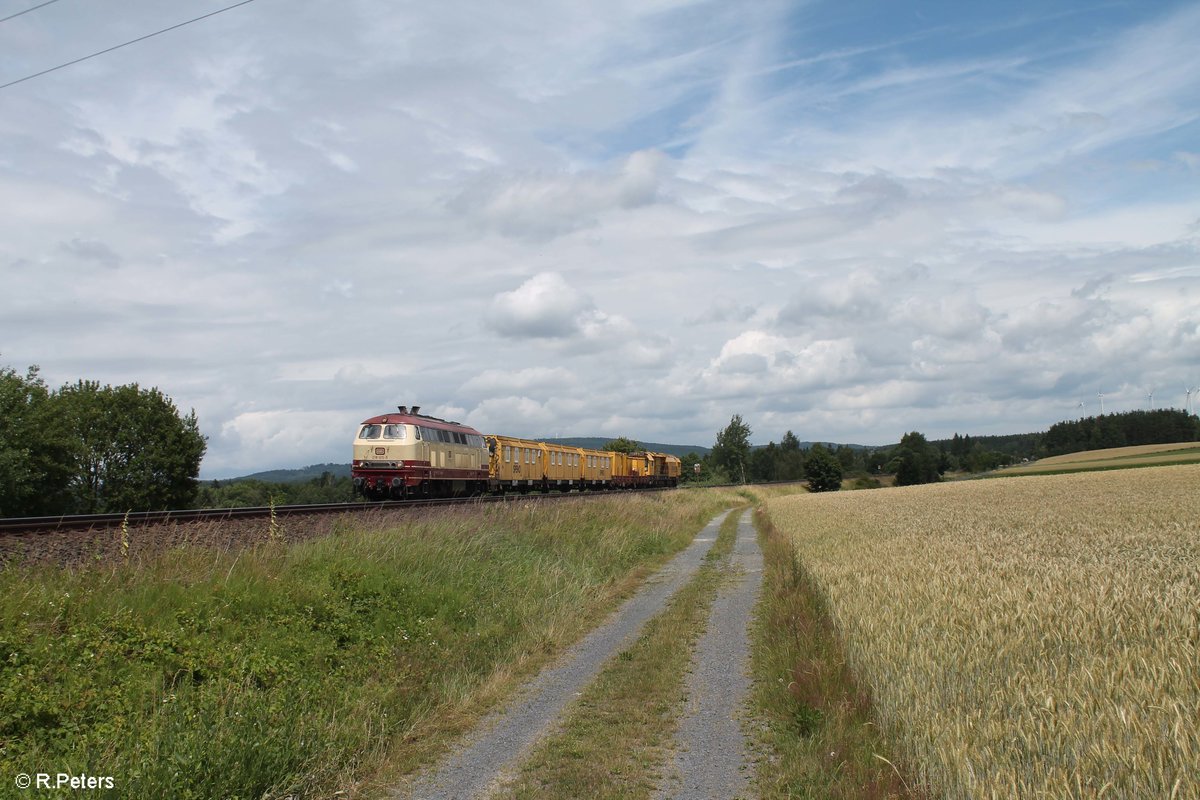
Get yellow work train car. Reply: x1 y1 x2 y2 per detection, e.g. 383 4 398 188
487 435 548 491
580 448 613 487
486 437 621 492
544 443 584 488
647 452 681 484
613 451 681 488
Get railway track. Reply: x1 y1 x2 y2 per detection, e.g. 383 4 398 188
0 483 803 566
0 487 684 536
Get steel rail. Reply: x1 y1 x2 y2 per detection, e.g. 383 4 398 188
0 480 804 537
0 496 526 534
0 488 669 535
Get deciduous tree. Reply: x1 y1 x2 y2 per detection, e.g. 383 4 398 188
55 380 207 513
604 436 641 454
711 414 752 483
804 443 843 492
0 363 71 515
894 430 942 486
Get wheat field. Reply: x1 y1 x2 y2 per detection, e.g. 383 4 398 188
997 442 1200 475
766 465 1200 799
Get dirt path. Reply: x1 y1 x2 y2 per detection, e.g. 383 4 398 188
395 509 734 800
657 507 764 799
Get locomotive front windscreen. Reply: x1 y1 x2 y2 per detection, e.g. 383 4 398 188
358 424 408 440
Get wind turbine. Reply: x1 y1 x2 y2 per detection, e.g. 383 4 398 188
1097 391 1105 415
1076 400 1086 418
1147 389 1154 410
1187 386 1196 415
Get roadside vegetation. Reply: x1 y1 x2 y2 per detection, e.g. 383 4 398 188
750 509 915 799
1 489 751 799
763 465 1200 798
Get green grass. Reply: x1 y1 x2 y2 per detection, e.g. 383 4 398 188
991 442 1200 478
0 491 749 799
750 510 918 800
494 507 745 799
985 456 1200 478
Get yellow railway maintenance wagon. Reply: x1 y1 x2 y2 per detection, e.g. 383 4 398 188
648 453 681 485
487 436 620 492
488 435 548 492
613 451 646 487
614 451 681 488
580 448 613 488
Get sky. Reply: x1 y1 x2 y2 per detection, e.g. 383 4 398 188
2 0 1198 478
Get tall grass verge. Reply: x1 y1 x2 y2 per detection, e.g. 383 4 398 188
0 490 746 799
750 510 916 799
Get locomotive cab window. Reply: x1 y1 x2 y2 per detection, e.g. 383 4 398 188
383 424 407 439
359 425 382 439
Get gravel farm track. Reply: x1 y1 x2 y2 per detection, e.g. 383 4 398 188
399 508 765 800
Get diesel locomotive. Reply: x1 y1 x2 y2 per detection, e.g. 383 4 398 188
352 406 681 500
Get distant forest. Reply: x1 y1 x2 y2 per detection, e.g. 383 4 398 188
934 409 1200 466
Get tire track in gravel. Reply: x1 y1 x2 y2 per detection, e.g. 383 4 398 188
395 508 735 800
658 507 763 800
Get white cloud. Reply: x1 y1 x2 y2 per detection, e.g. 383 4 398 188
455 150 668 239
2 0 1197 475
216 410 349 475
461 366 575 394
486 272 593 339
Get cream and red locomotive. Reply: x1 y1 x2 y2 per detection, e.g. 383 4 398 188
351 406 489 499
352 406 681 499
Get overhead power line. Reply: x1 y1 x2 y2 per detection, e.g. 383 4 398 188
0 0 64 25
0 0 260 91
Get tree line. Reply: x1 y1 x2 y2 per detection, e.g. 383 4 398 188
935 409 1200 467
681 407 1200 493
677 416 942 491
674 415 851 491
1 362 206 516
195 472 356 508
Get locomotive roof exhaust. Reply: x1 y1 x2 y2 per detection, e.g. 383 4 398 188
411 405 421 415
397 405 422 416
397 405 408 414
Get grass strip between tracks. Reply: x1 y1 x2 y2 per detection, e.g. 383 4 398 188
492 506 745 800
750 510 920 800
1 490 752 799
